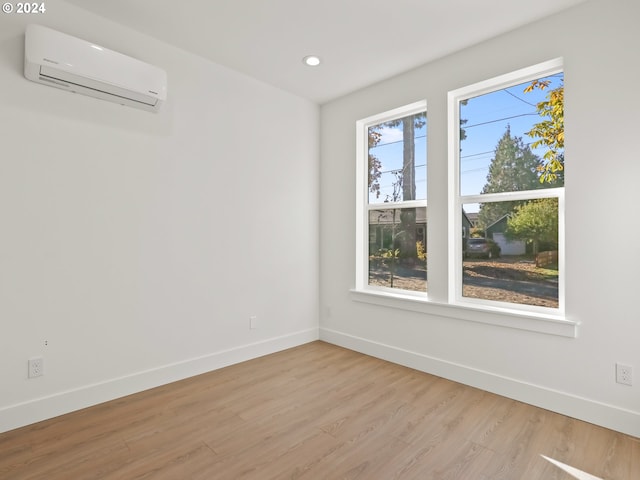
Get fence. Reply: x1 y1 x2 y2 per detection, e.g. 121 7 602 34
536 250 558 268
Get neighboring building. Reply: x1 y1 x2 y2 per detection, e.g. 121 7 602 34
369 208 426 252
462 209 473 239
465 211 479 228
369 208 474 256
485 214 526 255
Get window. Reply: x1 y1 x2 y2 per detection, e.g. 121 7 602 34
356 101 427 295
449 58 564 315
354 60 574 336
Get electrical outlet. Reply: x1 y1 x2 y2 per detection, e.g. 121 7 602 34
249 315 258 329
28 357 44 378
616 363 633 386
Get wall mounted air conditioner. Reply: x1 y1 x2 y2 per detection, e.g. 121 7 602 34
24 24 167 112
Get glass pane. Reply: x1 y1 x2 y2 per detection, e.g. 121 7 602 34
460 73 564 196
368 207 427 292
368 112 426 204
462 200 559 308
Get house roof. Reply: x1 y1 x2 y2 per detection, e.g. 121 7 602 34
369 208 427 225
485 214 511 233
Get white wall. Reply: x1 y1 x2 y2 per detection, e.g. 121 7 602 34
320 0 640 437
0 1 319 432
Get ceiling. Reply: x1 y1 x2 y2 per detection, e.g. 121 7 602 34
64 0 587 104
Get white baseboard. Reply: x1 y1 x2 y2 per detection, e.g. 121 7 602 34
0 328 319 434
320 327 640 439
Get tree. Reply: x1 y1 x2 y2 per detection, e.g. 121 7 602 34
524 79 564 184
505 198 558 255
377 113 426 202
367 113 425 202
396 114 420 261
369 113 426 261
368 128 383 199
459 99 468 142
477 127 543 228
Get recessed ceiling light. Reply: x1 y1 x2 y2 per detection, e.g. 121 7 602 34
303 55 321 67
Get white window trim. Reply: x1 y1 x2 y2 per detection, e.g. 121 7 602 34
350 289 577 337
353 61 578 338
355 100 427 294
448 58 566 319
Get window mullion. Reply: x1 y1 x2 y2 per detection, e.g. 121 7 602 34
461 187 564 205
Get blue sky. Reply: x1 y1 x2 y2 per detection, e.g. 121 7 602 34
368 73 563 205
368 122 427 204
460 73 563 197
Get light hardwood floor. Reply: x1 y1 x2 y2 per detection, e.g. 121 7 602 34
1 341 638 479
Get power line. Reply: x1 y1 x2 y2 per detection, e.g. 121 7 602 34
464 112 538 129
371 111 538 150
370 134 426 149
372 109 542 149
371 74 562 151
461 140 540 161
379 163 427 175
502 89 537 107
461 166 489 174
461 150 494 160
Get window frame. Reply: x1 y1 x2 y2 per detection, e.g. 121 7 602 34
448 58 565 316
355 100 428 298
352 59 578 337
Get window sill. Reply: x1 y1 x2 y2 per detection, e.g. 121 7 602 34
350 289 578 338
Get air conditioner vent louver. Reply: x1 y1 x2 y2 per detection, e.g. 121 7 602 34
38 76 70 88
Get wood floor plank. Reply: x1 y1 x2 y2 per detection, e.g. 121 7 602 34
1 341 638 479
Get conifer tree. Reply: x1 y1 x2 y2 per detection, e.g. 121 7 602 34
477 127 543 229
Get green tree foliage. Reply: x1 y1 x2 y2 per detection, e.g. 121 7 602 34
368 128 382 199
459 99 468 142
505 198 558 255
477 127 543 228
524 79 564 184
